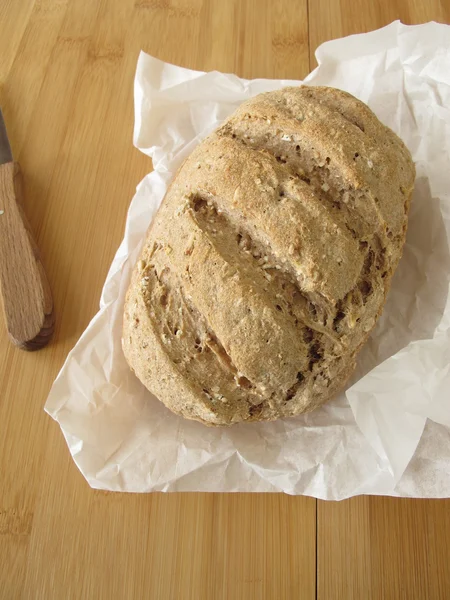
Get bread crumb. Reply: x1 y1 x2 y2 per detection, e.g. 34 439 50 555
363 319 374 332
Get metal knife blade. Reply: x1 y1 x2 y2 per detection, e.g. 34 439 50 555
0 109 13 166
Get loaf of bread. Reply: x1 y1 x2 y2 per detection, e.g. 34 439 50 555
123 86 415 426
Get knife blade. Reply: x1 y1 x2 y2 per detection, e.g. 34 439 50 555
0 108 54 350
0 110 13 165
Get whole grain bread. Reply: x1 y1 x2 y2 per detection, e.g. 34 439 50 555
123 86 415 426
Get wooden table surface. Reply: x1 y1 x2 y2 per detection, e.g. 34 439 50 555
1 1 449 598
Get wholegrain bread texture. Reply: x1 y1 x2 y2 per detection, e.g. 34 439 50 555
123 86 415 426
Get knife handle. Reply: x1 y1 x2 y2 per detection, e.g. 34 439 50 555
0 162 54 350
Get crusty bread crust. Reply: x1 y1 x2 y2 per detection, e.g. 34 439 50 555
123 86 415 426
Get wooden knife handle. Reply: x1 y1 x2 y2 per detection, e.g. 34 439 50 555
0 162 54 350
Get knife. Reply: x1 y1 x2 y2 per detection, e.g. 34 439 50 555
0 109 54 350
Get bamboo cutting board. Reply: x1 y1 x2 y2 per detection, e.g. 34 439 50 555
0 1 449 598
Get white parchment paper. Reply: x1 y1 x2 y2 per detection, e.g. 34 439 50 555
45 21 450 499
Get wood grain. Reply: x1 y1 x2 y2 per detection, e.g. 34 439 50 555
0 1 449 598
0 162 54 349
318 496 450 599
